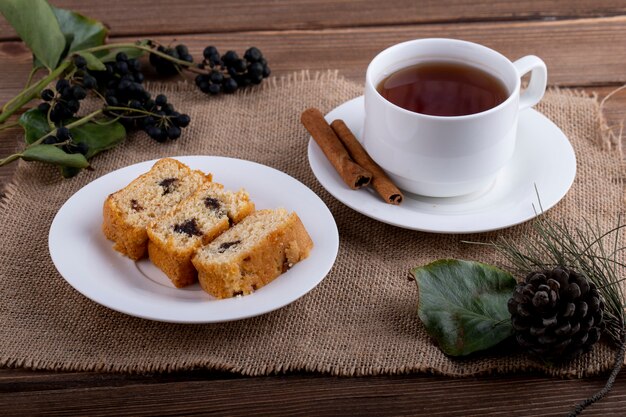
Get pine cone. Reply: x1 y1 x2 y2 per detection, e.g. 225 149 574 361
508 267 605 361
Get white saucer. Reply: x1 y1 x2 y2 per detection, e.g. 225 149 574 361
49 156 339 323
307 96 576 234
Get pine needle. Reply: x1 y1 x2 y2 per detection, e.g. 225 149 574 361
485 214 625 416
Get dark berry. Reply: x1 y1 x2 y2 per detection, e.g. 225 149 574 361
118 79 132 91
209 70 223 84
262 64 271 78
166 126 181 139
43 136 58 145
249 73 263 85
73 55 87 68
208 83 221 95
175 44 189 56
181 54 194 63
222 50 239 65
38 102 51 113
233 59 247 72
141 116 156 127
71 85 87 100
223 77 238 93
66 100 80 113
82 74 96 89
199 81 211 94
129 100 142 109
56 79 70 91
244 47 263 62
116 61 129 74
106 95 119 106
61 87 74 100
56 127 71 141
203 46 218 60
134 72 145 83
146 126 161 138
195 74 205 87
175 114 191 127
116 52 128 62
155 94 168 106
248 62 263 77
74 142 89 155
163 103 175 114
128 58 141 72
41 89 55 101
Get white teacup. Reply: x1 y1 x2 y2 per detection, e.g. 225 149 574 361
362 38 547 197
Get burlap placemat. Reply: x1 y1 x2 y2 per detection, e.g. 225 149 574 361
0 72 623 377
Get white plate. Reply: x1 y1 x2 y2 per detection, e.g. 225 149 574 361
49 156 339 323
308 96 576 233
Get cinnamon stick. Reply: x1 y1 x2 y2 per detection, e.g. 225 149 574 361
331 119 404 205
301 108 372 189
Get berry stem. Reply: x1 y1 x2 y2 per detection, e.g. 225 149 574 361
0 61 72 125
105 105 175 118
0 120 21 132
0 153 22 167
80 42 196 69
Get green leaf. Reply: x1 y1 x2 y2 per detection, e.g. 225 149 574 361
19 108 51 145
412 259 516 356
51 6 107 55
0 0 66 70
77 51 106 71
94 40 150 62
70 120 126 159
19 108 126 158
22 145 89 168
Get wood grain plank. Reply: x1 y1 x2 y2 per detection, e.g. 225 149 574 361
1 0 625 40
0 372 625 416
0 16 624 103
0 18 625 192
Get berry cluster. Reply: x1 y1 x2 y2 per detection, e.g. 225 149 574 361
149 44 194 76
194 46 270 95
88 52 190 142
41 126 88 155
140 94 191 142
38 78 87 123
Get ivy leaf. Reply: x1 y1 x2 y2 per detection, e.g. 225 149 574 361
69 120 126 159
412 259 516 356
19 108 51 145
0 0 66 70
19 108 126 159
77 51 106 71
51 6 108 55
22 145 89 168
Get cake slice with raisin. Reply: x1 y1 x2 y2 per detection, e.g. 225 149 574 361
102 158 209 260
191 208 313 298
147 182 255 287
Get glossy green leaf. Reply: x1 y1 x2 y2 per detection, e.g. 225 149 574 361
19 108 126 158
0 0 66 70
19 108 51 145
69 120 126 159
21 145 89 168
51 6 108 55
412 259 516 356
77 51 106 71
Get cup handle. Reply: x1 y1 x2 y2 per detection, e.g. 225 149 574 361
512 55 547 110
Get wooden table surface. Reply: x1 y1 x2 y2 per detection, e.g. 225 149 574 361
1 1 626 415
